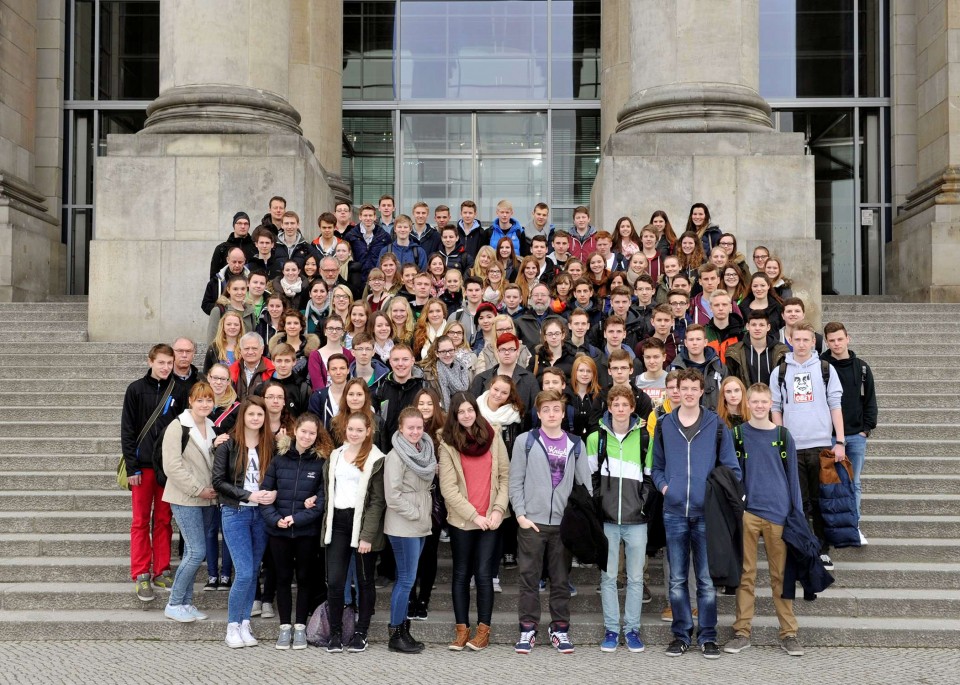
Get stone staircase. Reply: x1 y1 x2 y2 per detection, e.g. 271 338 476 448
0 297 958 646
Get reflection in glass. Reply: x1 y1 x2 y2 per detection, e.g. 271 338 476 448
858 0 884 97
343 2 397 100
71 111 95 205
99 1 159 100
402 113 471 155
551 110 600 227
552 0 601 99
98 110 147 155
343 112 395 207
403 158 473 218
69 209 93 294
477 112 546 154
73 1 95 100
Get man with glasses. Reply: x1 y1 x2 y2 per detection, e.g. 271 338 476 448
171 337 201 395
349 332 389 387
469 333 539 428
514 282 552 353
229 332 276 401
666 289 691 349
319 256 349 292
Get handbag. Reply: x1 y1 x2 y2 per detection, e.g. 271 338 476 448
116 377 176 490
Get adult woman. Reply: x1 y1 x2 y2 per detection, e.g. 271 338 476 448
371 311 395 364
308 315 356 391
302 279 329 335
384 408 435 653
260 413 327 650
565 257 585 281
365 268 392 313
204 312 245 373
568 355 605 441
268 310 319 379
516 256 540 305
550 273 573 316
533 316 578 380
612 217 642 258
302 255 320 283
444 321 478 372
624 252 650 289
650 210 678 256
743 272 784 331
388 296 416 346
161 381 218 623
676 230 705 284
273 260 309 311
482 263 506 308
208 363 241 437
496 237 520 283
261 382 296 438
722 265 750 305
764 256 794 300
377 253 402 294
427 253 447 296
406 389 447 622
256 293 287 345
639 225 663 282
212 397 277 649
752 245 770 273
587 253 612 299
321 412 387 653
439 392 509 651
330 284 354 323
344 301 370 350
421 334 471 409
413 298 449 359
208 275 256 342
709 246 729 270
470 245 497 282
685 202 722 254
717 376 749 429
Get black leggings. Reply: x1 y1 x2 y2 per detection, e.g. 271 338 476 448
326 508 377 634
410 525 441 608
269 535 319 625
255 548 276 603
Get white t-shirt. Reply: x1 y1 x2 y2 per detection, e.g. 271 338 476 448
240 447 260 507
334 450 362 510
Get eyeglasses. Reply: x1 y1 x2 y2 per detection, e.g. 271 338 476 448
496 327 513 334
497 346 518 354
447 330 463 337
333 294 349 300
669 301 687 307
208 376 230 382
173 349 194 355
545 331 563 337
719 241 735 247
326 327 344 333
437 348 456 355
264 394 285 401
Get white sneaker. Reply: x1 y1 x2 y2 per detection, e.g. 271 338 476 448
492 577 502 593
225 622 244 648
858 530 869 545
261 602 275 619
163 604 196 623
239 620 259 647
185 605 208 620
251 600 262 617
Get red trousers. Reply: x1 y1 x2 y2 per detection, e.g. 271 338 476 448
130 467 172 579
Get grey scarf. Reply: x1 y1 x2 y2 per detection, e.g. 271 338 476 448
391 432 436 482
435 358 470 408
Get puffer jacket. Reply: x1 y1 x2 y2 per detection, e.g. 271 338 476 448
587 414 654 525
819 455 860 548
321 445 388 551
259 445 325 537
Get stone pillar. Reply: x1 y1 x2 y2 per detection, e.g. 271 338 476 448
593 0 821 321
887 2 960 302
89 0 340 342
0 0 63 301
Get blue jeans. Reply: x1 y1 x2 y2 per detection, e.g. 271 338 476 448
387 535 426 626
202 505 232 579
169 504 208 607
843 433 867 518
221 505 268 624
663 513 717 645
601 522 647 634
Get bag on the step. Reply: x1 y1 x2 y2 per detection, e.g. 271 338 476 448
306 600 355 647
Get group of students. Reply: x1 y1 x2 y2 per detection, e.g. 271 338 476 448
119 194 877 655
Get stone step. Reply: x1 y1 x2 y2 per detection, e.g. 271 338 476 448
2 322 88 333
872 409 960 424
0 353 192 367
867 456 960 475
867 440 960 457
0 608 954 647
827 312 960 322
870 367 956 380
853 344 943 356
0 407 121 422
0 491 128 512
0 511 130 534
0 331 87 342
19 343 156 354
861 494 960 516
858 514 960 538
0 311 88 322
0 302 87 312
0 422 121 438
876 394 960 409
0 454 115 472
870 424 960 440
823 303 960 313
0 390 127 403
862 474 960 495
0 437 120 455
0 367 149 380
0 471 116 490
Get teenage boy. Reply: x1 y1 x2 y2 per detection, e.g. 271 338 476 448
823 321 877 544
448 276 484 342
588 386 651 654
121 344 186 600
343 203 392 279
490 199 523 254
633 276 657 322
666 289 690 349
605 349 654 422
770 322 845 570
529 235 557 283
547 230 572 269
591 286 648 350
259 195 286 235
434 204 451 233
725 310 788 388
349 332 389 387
568 205 598 261
652 369 740 659
247 270 270 319
270 343 311 416
410 201 440 254
510 390 593 655
458 200 489 256
377 194 395 233
470 333 540 425
210 211 255 278
311 211 340 259
567 308 601 361
723 383 805 658
669 324 727 411
373 344 426 445
439 224 473 273
410 272 433 318
502 284 525 317
522 202 554 256
636 338 669 411
572 279 602 326
275 210 312 267
779 298 824 353
600 316 642 378
249 227 282 279
639 304 681 368
379 214 426 271
333 201 353 237
704 289 743 363
690 264 740 324
595 231 626 272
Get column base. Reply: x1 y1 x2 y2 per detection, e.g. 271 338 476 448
0 173 63 302
144 85 302 136
617 83 773 134
887 199 960 303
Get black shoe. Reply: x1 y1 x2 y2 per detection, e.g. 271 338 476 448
502 553 518 569
388 624 423 654
413 602 428 621
701 641 721 659
347 631 368 653
203 576 218 592
402 619 425 650
327 629 343 653
666 639 689 657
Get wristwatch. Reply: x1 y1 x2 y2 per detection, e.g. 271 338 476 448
835 440 845 446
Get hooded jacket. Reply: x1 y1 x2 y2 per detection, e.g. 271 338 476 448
160 410 216 507
770 352 843 449
120 372 187 476
439 242 473 273
725 339 788 388
587 414 653 525
410 224 441 256
520 223 553 256
342 223 392 279
372 368 427 444
274 231 312 267
201 264 251 315
458 220 490 258
509 430 592 526
569 224 598 261
210 232 256 278
349 357 390 387
260 445 325 538
689 291 743 326
489 217 524 255
704 465 745 590
705 310 745 364
669 346 727 411
699 224 723 254
824 350 878 436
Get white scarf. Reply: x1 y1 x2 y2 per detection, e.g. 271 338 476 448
477 391 522 426
280 278 302 298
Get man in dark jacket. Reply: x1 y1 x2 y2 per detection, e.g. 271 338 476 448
209 212 256 278
372 344 426 450
201 247 249 315
670 325 727 412
342 204 392 280
258 195 286 236
411 201 441 255
274 211 312 268
457 200 490 257
725 310 788 387
171 337 202 396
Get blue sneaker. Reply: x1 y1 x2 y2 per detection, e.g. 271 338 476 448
163 604 196 623
515 625 537 654
549 624 575 654
185 605 208 621
600 630 619 652
625 630 645 653
538 579 547 593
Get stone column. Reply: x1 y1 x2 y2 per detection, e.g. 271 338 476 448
886 2 960 302
593 0 821 320
0 0 62 301
89 0 341 341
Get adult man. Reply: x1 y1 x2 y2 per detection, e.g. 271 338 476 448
377 194 396 233
259 195 286 235
567 308 601 361
823 321 877 544
311 211 341 260
410 201 440 255
778 298 824 353
372 344 426 450
522 202 554 256
209 212 255 278
318 256 350 292
201 247 249 315
229 332 276 401
770 322 845 569
725 310 788 388
378 214 426 271
448 276 484 343
589 286 646 349
275 211 311 267
489 199 523 254
333 201 354 237
170 337 201 394
568 205 598 261
704 290 744 364
120 344 185 600
528 235 556 284
513 283 552 352
604 349 654 422
588 386 652 654
723 383 805 658
343 203 392 279
652 369 740 659
434 204 451 233
469 333 540 426
669 324 727 411
638 304 681 368
248 227 282 279
458 200 489 256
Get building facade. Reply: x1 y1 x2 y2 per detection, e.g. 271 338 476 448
0 1 954 327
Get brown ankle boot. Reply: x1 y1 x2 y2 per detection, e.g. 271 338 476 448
467 623 491 651
449 624 470 651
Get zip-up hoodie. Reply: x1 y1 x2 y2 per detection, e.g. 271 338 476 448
652 408 740 518
509 430 592 526
824 350 878 435
587 414 652 525
569 224 598 261
489 217 524 255
411 224 441 255
725 339 788 388
770 351 843 449
274 231 311 266
669 346 727 411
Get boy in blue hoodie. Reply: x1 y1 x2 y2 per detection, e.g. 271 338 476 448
652 368 740 660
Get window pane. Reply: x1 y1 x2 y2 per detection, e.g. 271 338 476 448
402 112 471 155
72 0 95 99
403 158 473 216
477 112 545 154
551 110 600 227
760 0 855 98
343 2 397 100
69 208 93 294
342 112 395 207
70 111 95 205
858 0 885 97
551 0 601 99
98 110 148 155
99 1 160 100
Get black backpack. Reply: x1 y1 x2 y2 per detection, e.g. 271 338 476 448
152 425 190 488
